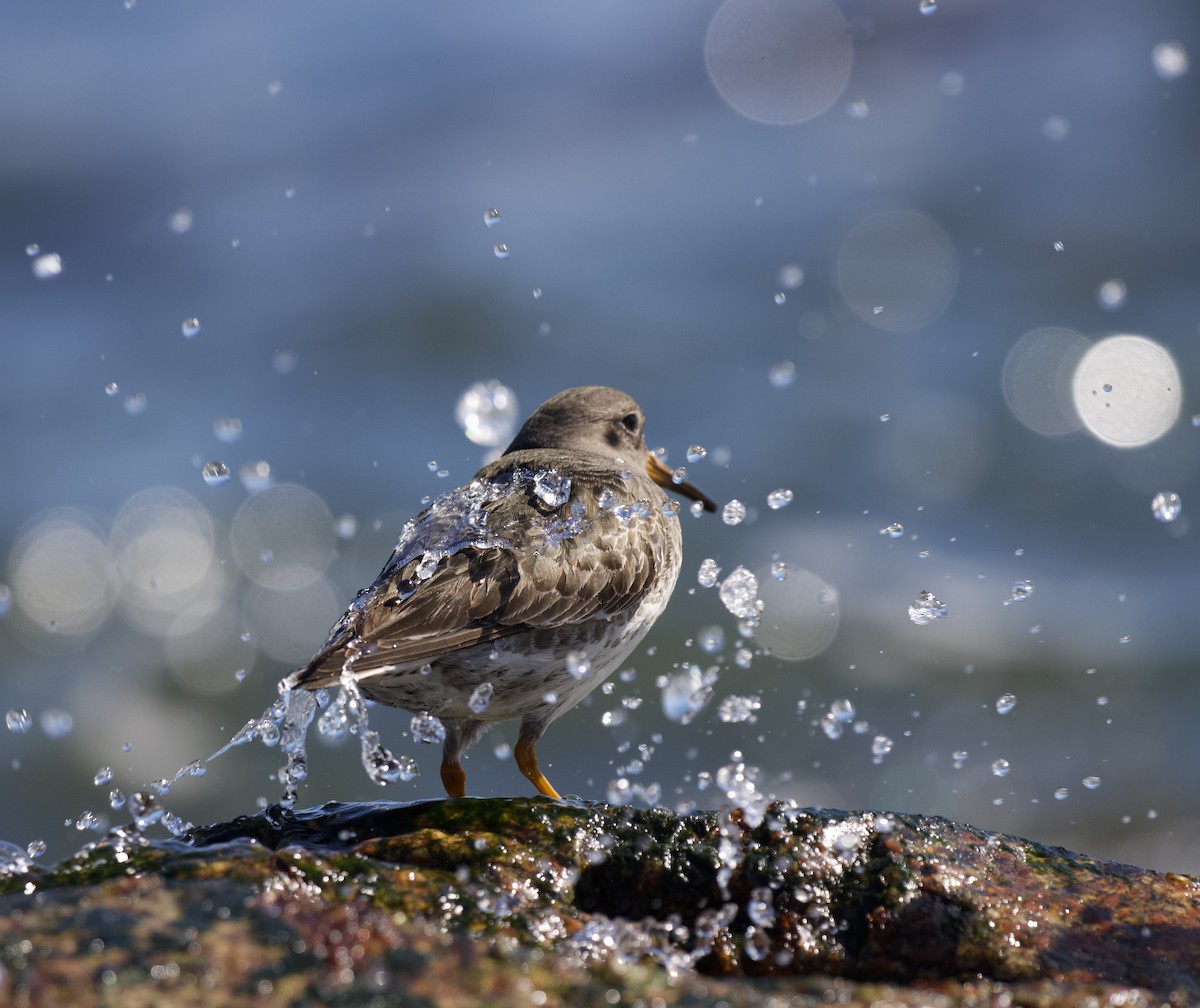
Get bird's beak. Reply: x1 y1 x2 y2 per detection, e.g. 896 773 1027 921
646 452 717 513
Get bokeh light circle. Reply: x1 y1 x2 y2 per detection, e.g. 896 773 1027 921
704 0 852 125
9 511 118 638
1001 327 1090 437
230 484 335 589
243 578 343 664
1070 334 1182 448
754 565 840 660
836 209 958 332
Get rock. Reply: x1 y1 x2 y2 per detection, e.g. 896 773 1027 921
1 798 1196 1006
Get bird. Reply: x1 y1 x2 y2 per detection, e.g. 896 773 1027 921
283 385 716 799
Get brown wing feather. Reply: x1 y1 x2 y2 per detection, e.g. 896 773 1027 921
288 475 663 689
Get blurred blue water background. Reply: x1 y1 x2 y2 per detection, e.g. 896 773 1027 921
2 0 1199 872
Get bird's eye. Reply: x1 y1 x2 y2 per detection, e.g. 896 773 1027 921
621 413 640 433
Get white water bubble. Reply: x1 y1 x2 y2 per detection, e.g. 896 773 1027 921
704 0 852 125
468 682 494 714
1082 776 1102 790
698 558 721 588
991 758 1010 777
31 252 63 279
168 208 193 234
1151 491 1182 522
1152 41 1189 81
213 417 243 443
1001 327 1089 437
698 625 725 654
719 567 760 619
995 693 1017 715
104 382 120 397
1004 579 1034 605
1053 787 1070 801
1096 278 1127 311
201 461 230 487
754 566 838 660
483 208 502 228
837 209 958 333
1071 334 1182 448
766 488 793 509
455 380 519 448
908 590 946 625
686 445 707 464
721 500 747 526
918 0 937 13
41 709 73 738
717 694 760 724
773 291 787 305
566 650 592 679
410 712 446 745
768 361 795 388
880 523 904 539
492 243 510 260
181 317 201 338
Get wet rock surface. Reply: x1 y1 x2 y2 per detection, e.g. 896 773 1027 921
2 798 1196 1006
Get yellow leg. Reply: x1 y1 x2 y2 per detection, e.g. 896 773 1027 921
440 755 467 798
514 732 561 799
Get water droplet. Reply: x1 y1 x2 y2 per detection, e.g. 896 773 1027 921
1052 240 1065 253
31 252 63 279
879 412 891 423
201 461 230 487
492 243 510 260
483 208 501 228
952 750 968 769
410 712 446 745
455 380 519 448
104 382 120 396
698 625 725 654
566 650 592 679
766 488 793 509
239 461 273 493
181 317 201 338
671 466 688 485
1151 491 1182 522
991 758 1010 777
213 417 243 442
778 263 805 289
533 470 571 508
1053 787 1069 801
124 392 147 415
1082 776 1101 790
747 886 775 927
128 791 164 831
1151 40 1189 81
168 208 193 234
40 709 73 738
768 361 795 388
995 693 1017 715
94 767 114 787
1004 579 1034 605
719 567 760 618
919 0 937 13
773 292 787 305
5 709 31 733
880 522 904 539
468 682 494 714
717 694 761 723
698 558 721 588
531 287 543 299
871 735 893 763
1096 278 1127 311
415 552 441 580
721 499 747 526
908 590 947 625
24 243 40 257
686 445 707 464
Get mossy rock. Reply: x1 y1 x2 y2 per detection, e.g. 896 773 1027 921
2 798 1196 1006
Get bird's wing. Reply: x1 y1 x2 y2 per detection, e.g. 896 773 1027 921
288 484 670 689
